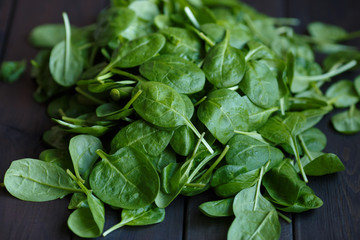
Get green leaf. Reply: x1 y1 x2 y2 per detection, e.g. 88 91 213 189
89 148 159 209
299 152 345 176
308 22 348 42
170 126 195 156
39 148 73 170
94 7 136 46
0 60 26 83
160 27 202 61
326 80 359 108
239 60 280 108
211 166 260 197
49 13 84 87
199 198 234 217
4 159 80 201
103 204 165 236
68 194 105 238
197 89 249 144
202 31 246 88
331 105 360 134
111 120 173 156
263 160 323 212
111 33 165 68
226 135 284 171
139 55 206 94
69 135 103 183
227 210 281 240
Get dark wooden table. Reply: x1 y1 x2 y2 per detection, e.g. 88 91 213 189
0 0 359 239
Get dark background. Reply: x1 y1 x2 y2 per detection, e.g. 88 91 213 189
0 0 359 239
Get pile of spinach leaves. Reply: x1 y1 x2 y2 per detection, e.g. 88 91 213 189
3 0 360 239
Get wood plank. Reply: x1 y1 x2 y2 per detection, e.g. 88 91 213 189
0 1 107 240
0 0 15 60
183 1 293 239
287 0 360 239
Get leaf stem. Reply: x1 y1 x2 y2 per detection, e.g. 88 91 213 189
62 12 71 75
197 145 230 183
185 183 206 188
188 25 215 47
75 87 106 105
97 72 114 81
186 120 214 154
122 90 142 110
290 136 308 183
253 165 265 211
95 149 108 160
277 211 292 223
97 61 117 77
296 60 356 81
103 221 128 237
184 7 200 29
111 68 144 82
189 132 205 160
66 169 91 195
280 97 286 116
245 45 266 62
233 130 268 144
193 96 207 107
298 134 314 160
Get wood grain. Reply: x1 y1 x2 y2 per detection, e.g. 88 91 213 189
0 0 15 60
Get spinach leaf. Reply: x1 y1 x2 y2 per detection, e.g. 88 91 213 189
4 159 81 201
68 193 88 209
263 159 323 212
199 198 234 217
331 105 360 134
170 126 195 156
128 1 160 22
239 60 280 108
39 148 73 170
68 194 105 238
160 27 203 61
228 164 281 240
227 210 280 240
0 60 26 83
258 112 308 182
89 148 159 209
325 80 359 108
202 31 246 88
69 135 103 183
211 166 260 197
300 128 327 152
49 13 84 87
197 89 249 144
139 55 206 94
297 134 345 176
67 171 105 238
226 135 284 171
147 148 177 173
308 22 348 43
355 75 360 96
93 7 136 46
110 33 165 69
111 120 173 156
29 24 69 48
103 204 165 236
132 81 213 153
